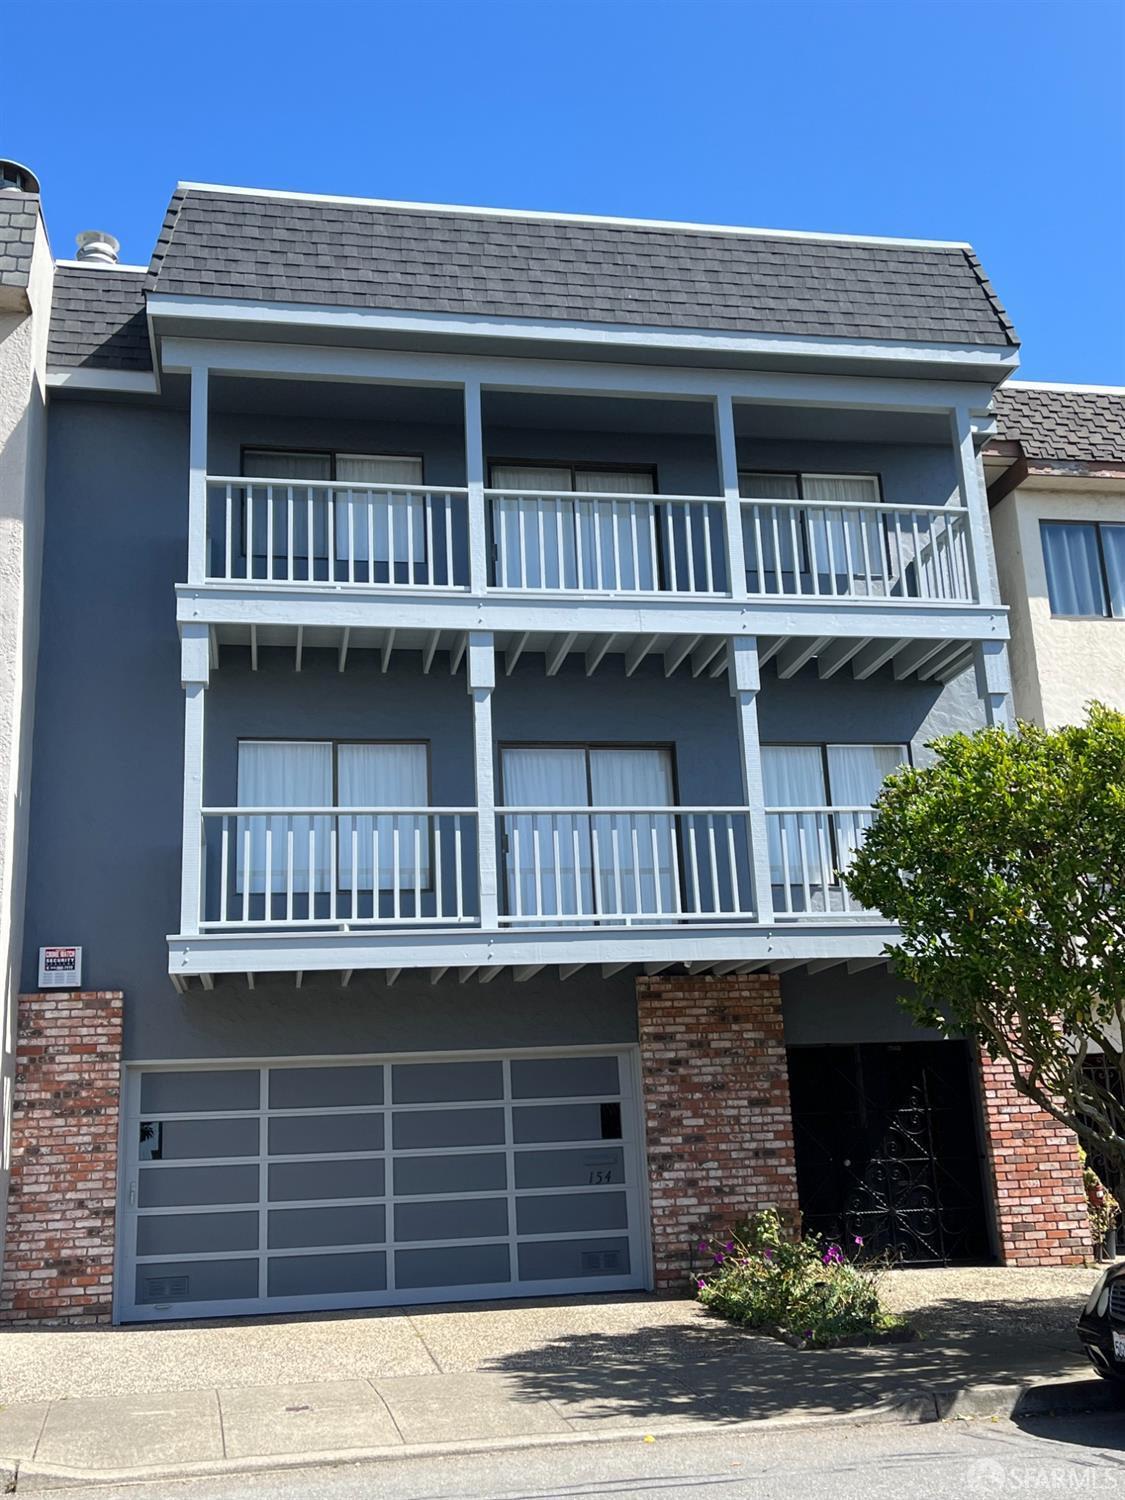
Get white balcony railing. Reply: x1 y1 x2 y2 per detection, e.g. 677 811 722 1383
765 806 877 918
488 490 727 594
204 479 470 587
497 807 755 925
741 497 974 602
199 807 479 928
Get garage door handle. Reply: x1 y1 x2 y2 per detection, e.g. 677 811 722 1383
127 1181 137 1207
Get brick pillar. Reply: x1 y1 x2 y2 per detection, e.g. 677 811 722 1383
0 991 124 1323
637 973 798 1294
978 1049 1089 1266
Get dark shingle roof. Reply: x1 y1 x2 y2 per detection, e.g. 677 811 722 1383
146 188 1018 348
47 265 152 371
993 384 1125 464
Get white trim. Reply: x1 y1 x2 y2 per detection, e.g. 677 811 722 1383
53 259 149 273
176 181 974 250
148 294 1018 371
46 368 159 393
1005 379 1125 396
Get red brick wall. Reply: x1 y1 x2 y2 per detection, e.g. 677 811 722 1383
637 973 799 1293
978 1049 1089 1266
0 991 124 1323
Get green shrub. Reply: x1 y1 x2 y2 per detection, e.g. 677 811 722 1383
694 1209 908 1348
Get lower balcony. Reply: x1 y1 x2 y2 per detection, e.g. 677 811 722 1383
169 802 893 989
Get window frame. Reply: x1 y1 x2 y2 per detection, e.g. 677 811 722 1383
486 459 660 494
235 736 434 895
1039 517 1125 620
738 469 886 584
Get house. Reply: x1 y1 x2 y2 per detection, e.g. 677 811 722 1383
0 170 1091 1326
986 381 1125 726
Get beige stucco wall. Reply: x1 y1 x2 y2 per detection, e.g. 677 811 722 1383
991 481 1125 728
0 208 51 1240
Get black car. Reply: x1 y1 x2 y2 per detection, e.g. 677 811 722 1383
1077 1260 1125 1382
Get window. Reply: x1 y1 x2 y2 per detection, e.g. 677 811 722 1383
762 743 907 885
242 449 425 565
500 745 675 917
1041 521 1125 619
489 463 658 590
739 471 884 586
236 740 429 894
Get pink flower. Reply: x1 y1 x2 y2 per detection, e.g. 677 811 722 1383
854 1236 864 1247
696 1278 706 1289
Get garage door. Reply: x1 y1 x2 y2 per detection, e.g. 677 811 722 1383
120 1048 647 1322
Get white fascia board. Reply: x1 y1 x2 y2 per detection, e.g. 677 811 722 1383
53 259 150 273
149 296 1018 378
177 181 971 250
157 336 1002 414
46 368 160 394
167 923 899 977
176 584 1010 643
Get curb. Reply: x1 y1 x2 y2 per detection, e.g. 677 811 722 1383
6 1379 1122 1491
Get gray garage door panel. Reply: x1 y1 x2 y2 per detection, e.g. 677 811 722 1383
124 1050 644 1321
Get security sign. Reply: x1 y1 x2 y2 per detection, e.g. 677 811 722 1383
39 946 82 988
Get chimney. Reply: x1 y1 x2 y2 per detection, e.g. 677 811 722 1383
0 159 40 195
75 229 120 265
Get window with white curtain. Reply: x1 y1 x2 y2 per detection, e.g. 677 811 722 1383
1041 521 1125 618
762 743 906 886
739 471 884 586
242 450 425 567
236 740 429 894
490 463 657 590
500 744 675 918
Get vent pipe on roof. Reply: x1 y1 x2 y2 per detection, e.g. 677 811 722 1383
0 159 40 195
75 229 120 265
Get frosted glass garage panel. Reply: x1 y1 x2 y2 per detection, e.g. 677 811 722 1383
268 1251 387 1297
269 1066 383 1110
395 1243 510 1289
268 1114 384 1156
515 1147 626 1190
510 1056 620 1099
140 1070 259 1114
139 1117 258 1161
137 1211 259 1257
391 1060 503 1104
395 1197 508 1243
516 1191 628 1235
393 1152 507 1197
138 1164 259 1208
518 1237 631 1281
268 1205 386 1250
513 1102 622 1144
136 1258 259 1305
392 1108 505 1151
268 1159 386 1203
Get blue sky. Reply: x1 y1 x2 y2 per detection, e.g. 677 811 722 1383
6 0 1123 381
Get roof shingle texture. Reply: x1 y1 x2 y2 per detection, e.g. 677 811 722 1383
147 189 1017 348
0 194 39 290
993 385 1125 464
47 266 152 371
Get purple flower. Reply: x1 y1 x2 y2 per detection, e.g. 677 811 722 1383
762 1248 773 1262
724 1240 735 1252
713 1252 725 1264
696 1278 706 1289
822 1245 844 1266
804 1329 813 1339
698 1240 709 1253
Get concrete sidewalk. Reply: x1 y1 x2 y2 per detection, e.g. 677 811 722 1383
0 1270 1120 1490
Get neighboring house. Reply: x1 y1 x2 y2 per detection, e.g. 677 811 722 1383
0 173 1092 1327
986 382 1125 726
0 163 51 1260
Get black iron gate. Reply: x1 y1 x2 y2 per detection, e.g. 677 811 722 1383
787 1041 990 1264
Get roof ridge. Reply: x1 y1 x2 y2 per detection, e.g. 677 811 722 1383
1003 380 1125 396
173 180 975 252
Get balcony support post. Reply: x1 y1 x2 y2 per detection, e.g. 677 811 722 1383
729 637 774 922
187 364 209 585
180 624 210 935
949 403 994 607
974 639 1014 729
714 392 747 600
464 378 488 594
468 631 499 929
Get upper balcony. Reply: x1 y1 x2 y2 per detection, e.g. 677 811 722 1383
176 369 1006 679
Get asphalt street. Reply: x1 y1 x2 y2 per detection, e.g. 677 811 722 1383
26 1410 1125 1500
